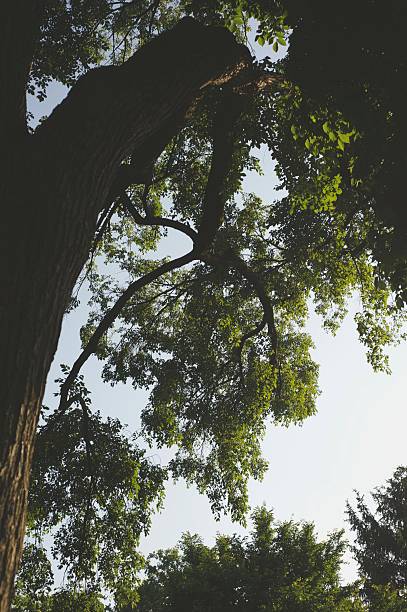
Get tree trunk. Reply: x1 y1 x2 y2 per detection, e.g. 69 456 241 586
0 16 249 609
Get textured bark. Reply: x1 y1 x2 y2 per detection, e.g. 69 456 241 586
0 16 249 610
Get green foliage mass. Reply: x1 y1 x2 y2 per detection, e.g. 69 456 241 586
12 543 53 612
279 0 407 304
136 507 360 611
18 0 407 606
14 469 407 610
22 375 166 607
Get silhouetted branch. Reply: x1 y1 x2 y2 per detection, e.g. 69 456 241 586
122 191 198 242
227 251 278 364
58 249 196 410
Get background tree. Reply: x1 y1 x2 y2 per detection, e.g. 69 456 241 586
135 506 361 611
347 466 407 610
2 1 407 608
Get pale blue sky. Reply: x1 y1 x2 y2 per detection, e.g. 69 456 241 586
31 42 407 585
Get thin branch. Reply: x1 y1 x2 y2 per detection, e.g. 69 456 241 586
148 0 160 37
203 250 278 365
59 249 197 410
153 287 190 321
228 251 278 364
235 314 267 367
127 275 194 308
236 316 267 387
95 200 119 242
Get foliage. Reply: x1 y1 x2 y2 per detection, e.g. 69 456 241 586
12 543 53 611
19 375 166 607
136 506 361 611
347 466 407 608
31 0 185 98
280 0 407 304
11 542 105 610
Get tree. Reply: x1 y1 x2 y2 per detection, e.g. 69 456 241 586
2 1 407 608
136 507 361 611
0 3 257 605
347 466 407 609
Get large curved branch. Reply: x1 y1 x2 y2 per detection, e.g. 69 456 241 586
59 65 256 406
59 249 196 409
122 191 198 243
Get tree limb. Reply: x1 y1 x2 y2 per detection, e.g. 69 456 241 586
58 58 260 406
227 252 278 364
34 18 253 218
59 249 196 409
235 315 267 386
203 250 278 365
122 191 198 243
196 89 249 251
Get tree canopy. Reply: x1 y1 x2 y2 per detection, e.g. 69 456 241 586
2 0 407 608
13 470 407 610
137 507 359 611
13 507 360 611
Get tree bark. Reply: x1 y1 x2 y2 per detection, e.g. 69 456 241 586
0 16 250 610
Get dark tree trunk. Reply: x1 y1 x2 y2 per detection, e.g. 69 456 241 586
0 13 249 609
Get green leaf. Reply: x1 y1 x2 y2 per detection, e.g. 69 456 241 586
273 41 279 52
338 132 351 144
322 121 330 135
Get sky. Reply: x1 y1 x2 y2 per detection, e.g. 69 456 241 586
30 41 407 586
